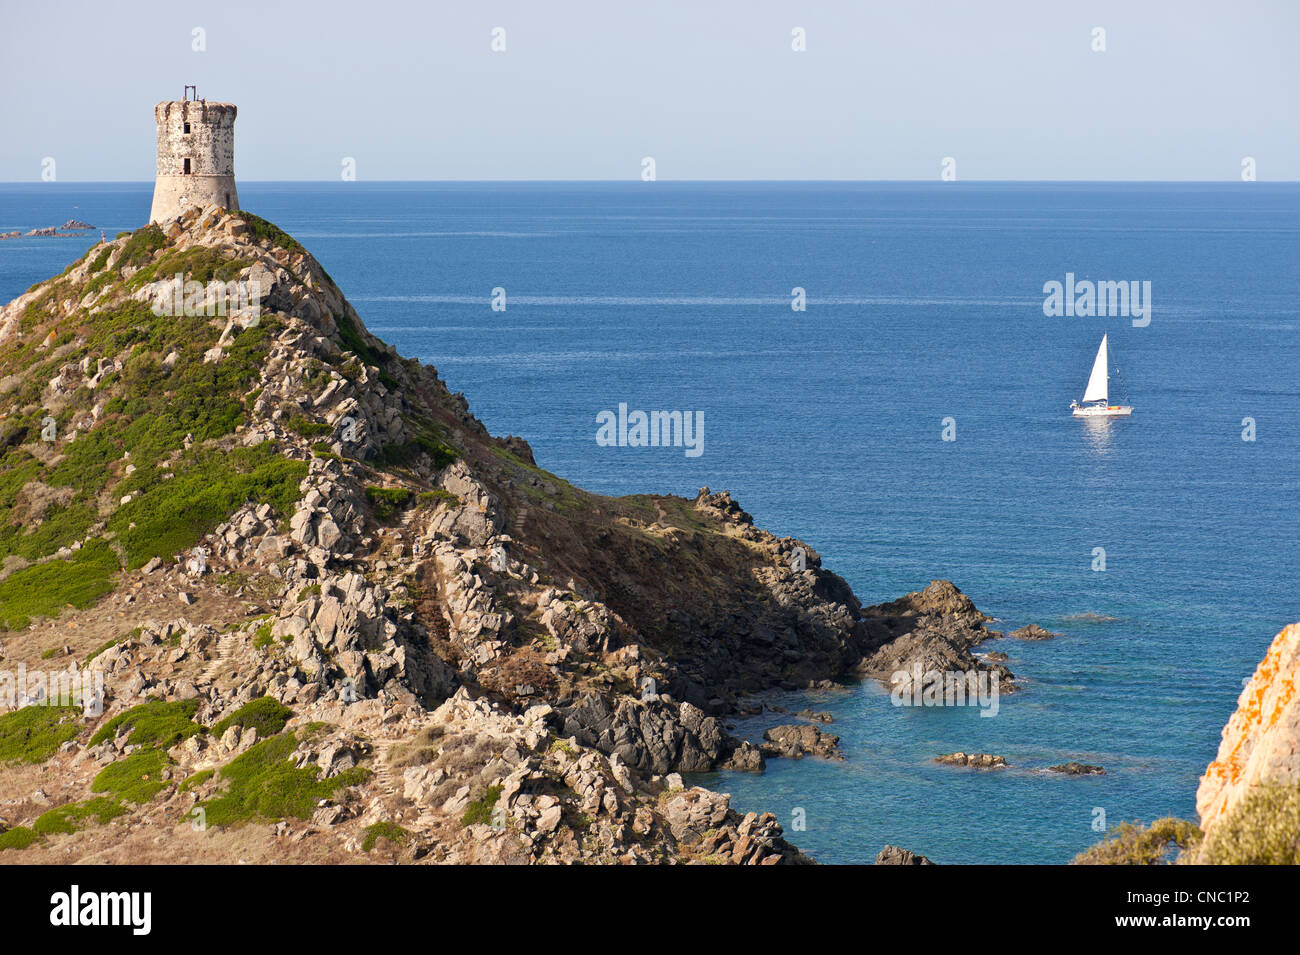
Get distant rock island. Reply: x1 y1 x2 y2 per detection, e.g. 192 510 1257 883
0 218 96 240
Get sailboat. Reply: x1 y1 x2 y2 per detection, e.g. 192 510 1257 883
1070 334 1132 417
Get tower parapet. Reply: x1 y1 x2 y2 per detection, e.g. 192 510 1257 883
148 90 239 224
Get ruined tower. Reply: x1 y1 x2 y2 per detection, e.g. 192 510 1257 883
148 87 239 223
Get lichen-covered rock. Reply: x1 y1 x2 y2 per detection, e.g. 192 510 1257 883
1197 622 1300 833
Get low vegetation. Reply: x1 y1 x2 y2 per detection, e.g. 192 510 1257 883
460 785 503 827
88 699 202 749
1071 817 1201 865
210 697 293 739
0 539 118 630
362 821 411 852
0 705 81 763
365 485 414 521
91 747 174 804
1198 783 1300 864
197 731 370 827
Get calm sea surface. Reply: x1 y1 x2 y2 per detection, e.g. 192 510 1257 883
3 181 1297 863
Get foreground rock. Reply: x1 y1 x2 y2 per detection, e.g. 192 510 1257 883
1197 622 1300 834
760 724 843 760
875 845 935 865
857 581 1015 692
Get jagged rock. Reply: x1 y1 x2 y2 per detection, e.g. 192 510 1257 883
558 693 735 774
1197 622 1300 835
875 845 935 865
760 724 843 760
1009 624 1057 640
935 752 1007 769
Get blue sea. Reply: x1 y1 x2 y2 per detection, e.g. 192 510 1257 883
3 181 1298 864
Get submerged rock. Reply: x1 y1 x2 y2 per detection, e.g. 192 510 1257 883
1047 761 1106 776
1009 624 1057 640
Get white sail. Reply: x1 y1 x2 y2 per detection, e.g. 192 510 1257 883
1082 334 1109 403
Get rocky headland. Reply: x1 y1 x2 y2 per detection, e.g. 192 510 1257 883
0 206 1019 864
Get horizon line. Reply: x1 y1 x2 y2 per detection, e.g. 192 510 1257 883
2 178 1296 186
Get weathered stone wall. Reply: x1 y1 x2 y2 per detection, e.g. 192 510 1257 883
149 100 239 223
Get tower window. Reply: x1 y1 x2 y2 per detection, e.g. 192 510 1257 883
183 122 191 134
183 158 191 174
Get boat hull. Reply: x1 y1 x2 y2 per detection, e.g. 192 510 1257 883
1072 405 1132 418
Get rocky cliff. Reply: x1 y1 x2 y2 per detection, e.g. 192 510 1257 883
1197 622 1300 836
0 207 1006 863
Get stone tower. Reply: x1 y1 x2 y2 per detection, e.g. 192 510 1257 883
149 87 239 223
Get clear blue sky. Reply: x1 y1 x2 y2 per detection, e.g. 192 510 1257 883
1 0 1295 181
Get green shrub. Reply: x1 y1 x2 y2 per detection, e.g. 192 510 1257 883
0 539 118 630
252 621 274 650
0 826 39 850
362 821 411 852
1072 817 1201 865
86 247 112 274
33 797 127 835
460 785 503 827
118 225 166 268
86 626 141 664
288 417 333 438
238 212 305 255
0 705 81 763
334 310 385 368
1199 783 1300 864
89 699 201 748
81 267 116 298
127 246 248 289
179 768 215 792
378 419 457 471
197 731 370 827
91 748 173 803
108 445 307 568
365 485 414 520
211 697 293 739
419 489 460 506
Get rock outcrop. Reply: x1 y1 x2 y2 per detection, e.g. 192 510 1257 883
935 752 1007 769
760 724 843 760
0 206 1027 865
1009 624 1057 641
1197 622 1300 834
857 580 1015 690
875 845 935 865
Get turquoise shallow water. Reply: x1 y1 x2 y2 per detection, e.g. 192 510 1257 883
3 181 1298 863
